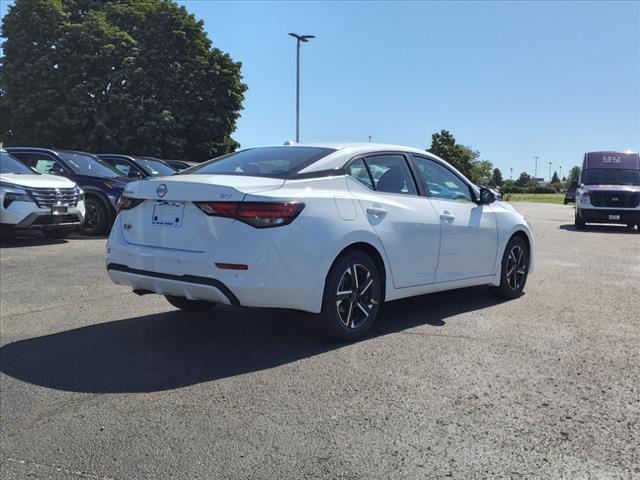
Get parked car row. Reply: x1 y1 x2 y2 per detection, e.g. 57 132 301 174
1 147 194 238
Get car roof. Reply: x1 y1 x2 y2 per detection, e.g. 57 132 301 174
274 142 443 174
218 142 469 181
5 147 94 156
272 141 427 154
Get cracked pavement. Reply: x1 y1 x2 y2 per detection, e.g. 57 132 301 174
1 203 639 479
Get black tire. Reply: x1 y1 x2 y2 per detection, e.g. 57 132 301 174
165 295 216 312
574 208 586 230
489 235 530 300
44 227 74 240
321 250 382 341
563 200 568 205
80 196 110 236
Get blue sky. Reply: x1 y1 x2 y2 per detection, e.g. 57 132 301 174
2 1 639 179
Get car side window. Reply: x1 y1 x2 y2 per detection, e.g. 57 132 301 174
32 152 65 175
363 154 418 196
412 156 472 202
348 159 374 190
109 159 134 177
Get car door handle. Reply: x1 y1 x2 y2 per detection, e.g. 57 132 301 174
440 211 455 222
367 207 388 216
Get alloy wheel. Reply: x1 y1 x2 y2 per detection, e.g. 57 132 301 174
335 263 378 329
85 203 99 229
506 245 527 290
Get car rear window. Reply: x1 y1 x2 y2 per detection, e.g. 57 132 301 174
185 147 336 178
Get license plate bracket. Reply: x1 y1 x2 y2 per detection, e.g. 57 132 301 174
51 205 68 215
151 201 184 227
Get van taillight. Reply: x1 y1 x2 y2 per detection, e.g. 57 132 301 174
194 201 305 228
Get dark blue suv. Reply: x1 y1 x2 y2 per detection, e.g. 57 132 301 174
6 148 130 235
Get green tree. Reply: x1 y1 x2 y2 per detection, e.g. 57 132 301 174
474 160 493 186
491 167 504 187
515 171 533 187
0 0 247 161
567 166 581 183
551 171 560 183
427 130 491 184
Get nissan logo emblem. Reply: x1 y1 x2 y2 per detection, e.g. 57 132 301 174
611 197 619 202
55 189 63 200
156 184 168 198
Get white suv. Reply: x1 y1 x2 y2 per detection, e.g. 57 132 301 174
1 150 85 239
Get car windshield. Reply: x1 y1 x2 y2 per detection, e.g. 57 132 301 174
58 151 123 178
185 147 336 178
135 158 176 176
583 169 640 186
0 151 37 174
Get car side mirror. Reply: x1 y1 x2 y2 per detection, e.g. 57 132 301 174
130 170 144 178
50 165 65 176
479 187 496 204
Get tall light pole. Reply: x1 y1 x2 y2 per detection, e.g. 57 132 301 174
510 167 513 180
549 161 552 181
533 156 540 179
289 33 315 143
559 165 563 180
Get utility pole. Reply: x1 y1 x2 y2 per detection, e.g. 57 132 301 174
510 167 513 180
533 156 540 179
288 33 316 143
368 136 372 143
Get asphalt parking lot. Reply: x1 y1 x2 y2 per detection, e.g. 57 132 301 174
1 202 638 479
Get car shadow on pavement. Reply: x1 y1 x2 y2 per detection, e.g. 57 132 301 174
0 287 503 394
0 235 67 248
67 232 109 240
559 224 638 234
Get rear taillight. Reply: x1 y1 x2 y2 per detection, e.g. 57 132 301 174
117 195 144 213
194 201 305 228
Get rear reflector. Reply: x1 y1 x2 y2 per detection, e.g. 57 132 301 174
194 201 305 228
215 263 249 271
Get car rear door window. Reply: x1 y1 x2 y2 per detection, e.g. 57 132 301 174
348 159 374 190
412 156 472 202
363 154 418 196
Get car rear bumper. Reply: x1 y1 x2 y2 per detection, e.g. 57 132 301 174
107 263 239 305
105 216 328 313
579 207 640 224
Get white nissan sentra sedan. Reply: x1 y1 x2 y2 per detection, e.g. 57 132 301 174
106 143 534 340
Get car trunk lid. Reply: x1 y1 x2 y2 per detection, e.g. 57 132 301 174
119 175 284 251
